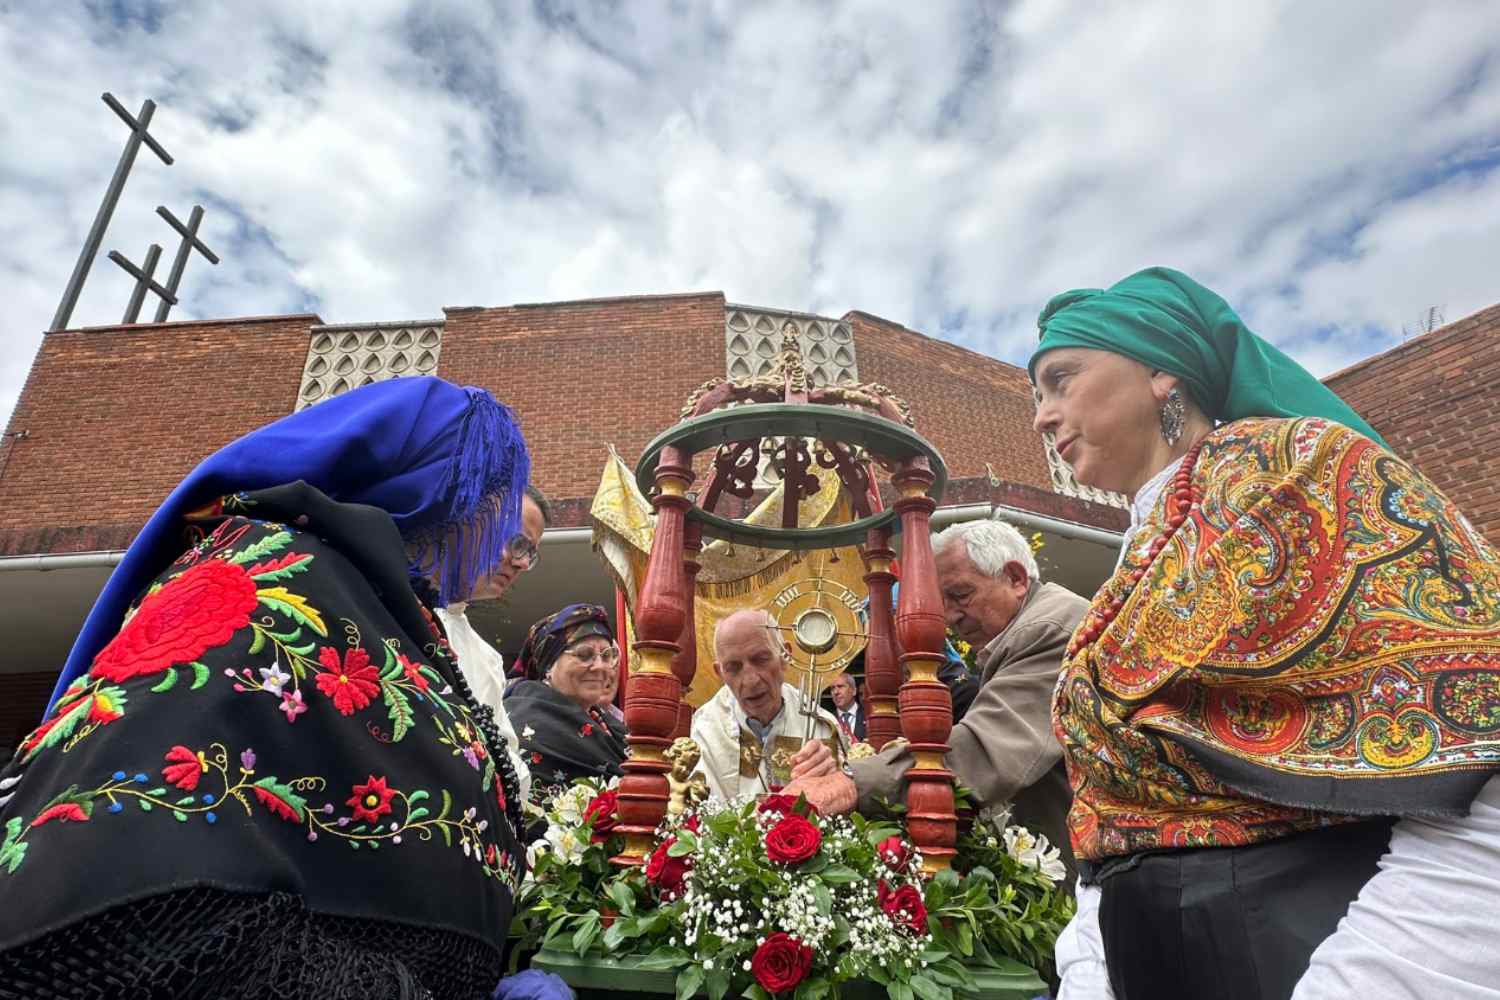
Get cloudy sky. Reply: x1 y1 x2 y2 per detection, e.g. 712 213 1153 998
3 1 1498 423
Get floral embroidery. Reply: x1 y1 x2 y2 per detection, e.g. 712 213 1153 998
314 646 380 716
91 559 259 685
399 654 430 693
579 723 594 737
1 742 520 889
347 775 396 824
161 745 208 791
279 689 308 722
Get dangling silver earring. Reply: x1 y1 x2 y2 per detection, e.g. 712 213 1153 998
1160 387 1186 447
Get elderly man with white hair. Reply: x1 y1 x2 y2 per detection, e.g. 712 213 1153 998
787 516 1088 883
690 608 845 801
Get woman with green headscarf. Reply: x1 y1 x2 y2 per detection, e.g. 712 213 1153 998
1029 268 1500 1000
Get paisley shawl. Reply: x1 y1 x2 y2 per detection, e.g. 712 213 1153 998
1053 417 1500 861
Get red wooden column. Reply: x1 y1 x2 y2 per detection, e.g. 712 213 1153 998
670 520 704 739
862 525 901 750
615 444 692 865
892 457 957 873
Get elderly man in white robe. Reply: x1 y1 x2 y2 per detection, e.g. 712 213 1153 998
691 608 845 800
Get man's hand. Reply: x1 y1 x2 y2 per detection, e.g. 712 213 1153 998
790 739 836 781
782 773 858 815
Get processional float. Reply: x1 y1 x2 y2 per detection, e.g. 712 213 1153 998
615 326 958 874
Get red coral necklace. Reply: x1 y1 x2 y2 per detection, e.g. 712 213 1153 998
1067 440 1206 658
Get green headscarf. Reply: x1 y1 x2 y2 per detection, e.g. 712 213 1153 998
1027 266 1388 449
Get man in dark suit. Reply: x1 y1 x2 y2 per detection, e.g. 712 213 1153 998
828 671 865 742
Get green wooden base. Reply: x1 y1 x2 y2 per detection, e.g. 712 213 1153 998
532 948 1045 999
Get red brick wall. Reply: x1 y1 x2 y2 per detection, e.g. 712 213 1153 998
437 293 728 504
1325 303 1500 547
0 315 319 555
847 311 1053 492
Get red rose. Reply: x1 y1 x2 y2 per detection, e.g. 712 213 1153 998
764 813 822 864
645 836 690 898
756 793 817 819
314 646 380 716
877 835 912 870
583 790 619 843
162 744 207 791
91 559 258 684
683 814 702 833
346 775 396 824
750 932 814 994
878 881 928 936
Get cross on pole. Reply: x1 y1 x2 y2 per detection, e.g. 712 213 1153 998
49 93 173 332
152 205 219 322
108 245 177 324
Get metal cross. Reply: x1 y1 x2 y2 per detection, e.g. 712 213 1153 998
152 205 219 322
108 245 177 324
49 93 173 332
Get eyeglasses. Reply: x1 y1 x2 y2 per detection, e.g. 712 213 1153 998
563 645 620 668
505 533 540 572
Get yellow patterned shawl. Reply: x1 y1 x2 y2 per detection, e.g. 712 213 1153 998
1054 417 1500 861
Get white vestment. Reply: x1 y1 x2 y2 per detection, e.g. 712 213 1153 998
435 603 531 804
691 682 842 801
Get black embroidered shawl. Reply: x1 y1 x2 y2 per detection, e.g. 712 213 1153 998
0 483 524 998
505 680 627 808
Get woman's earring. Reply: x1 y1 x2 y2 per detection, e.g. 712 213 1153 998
1160 387 1186 446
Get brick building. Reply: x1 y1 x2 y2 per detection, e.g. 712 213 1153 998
1 292 1495 750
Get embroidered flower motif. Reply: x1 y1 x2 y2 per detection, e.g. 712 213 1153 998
580 722 595 737
90 559 259 684
530 752 543 765
240 748 257 772
314 646 379 716
346 775 396 824
258 663 291 695
462 746 481 770
521 725 536 740
30 802 90 828
279 688 308 723
398 653 430 692
162 744 208 791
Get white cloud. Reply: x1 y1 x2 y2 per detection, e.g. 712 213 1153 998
2 0 1498 423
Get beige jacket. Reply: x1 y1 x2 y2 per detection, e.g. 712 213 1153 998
850 581 1088 882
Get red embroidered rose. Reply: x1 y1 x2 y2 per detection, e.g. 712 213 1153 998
750 932 814 994
346 775 396 824
91 559 258 684
162 744 207 791
530 752 543 765
30 802 89 828
582 790 619 843
756 791 816 815
878 881 928 935
764 813 822 864
580 722 594 737
398 654 430 692
877 835 912 870
314 646 380 716
645 836 690 898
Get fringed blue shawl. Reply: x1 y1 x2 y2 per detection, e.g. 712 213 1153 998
47 375 530 711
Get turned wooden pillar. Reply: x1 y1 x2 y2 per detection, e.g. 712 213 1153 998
892 458 957 873
670 520 703 739
616 444 692 865
862 525 901 750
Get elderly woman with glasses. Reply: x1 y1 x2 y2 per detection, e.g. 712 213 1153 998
505 605 628 810
1031 268 1500 1000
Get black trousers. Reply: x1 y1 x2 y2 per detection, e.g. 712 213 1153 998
1096 819 1395 1000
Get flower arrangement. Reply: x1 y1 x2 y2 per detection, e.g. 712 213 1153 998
514 781 1073 999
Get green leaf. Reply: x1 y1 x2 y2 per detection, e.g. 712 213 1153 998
406 807 430 822
251 776 309 822
172 810 189 822
705 966 731 1000
408 789 430 805
810 880 833 915
607 880 635 915
889 984 914 1000
138 800 153 812
249 552 314 582
190 662 211 690
956 920 973 957
229 530 294 565
674 964 705 1000
256 588 328 636
175 795 196 807
908 975 950 1000
382 680 413 743
820 865 860 884
247 627 267 656
742 985 772 1000
150 668 178 693
571 915 600 957
22 693 93 760
0 817 27 874
666 838 694 858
